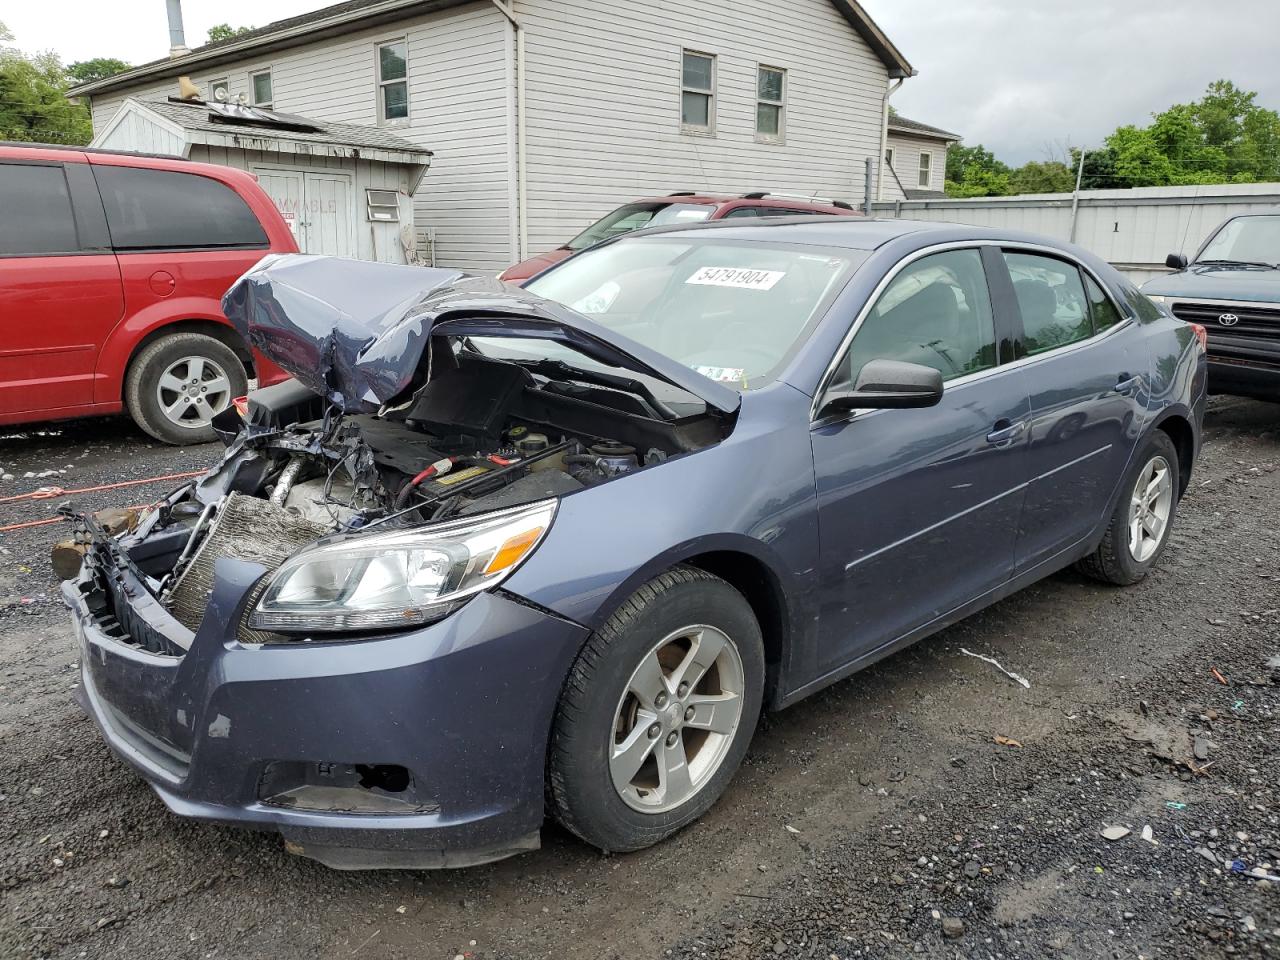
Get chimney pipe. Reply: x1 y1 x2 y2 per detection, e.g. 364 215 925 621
166 0 190 58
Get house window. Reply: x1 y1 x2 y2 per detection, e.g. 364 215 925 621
250 69 273 109
918 151 932 188
756 65 785 141
681 50 715 133
366 189 400 222
378 39 409 122
209 78 229 103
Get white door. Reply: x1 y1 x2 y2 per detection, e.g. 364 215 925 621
254 169 304 247
303 171 355 258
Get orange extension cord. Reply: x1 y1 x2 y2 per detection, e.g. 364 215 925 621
0 470 204 533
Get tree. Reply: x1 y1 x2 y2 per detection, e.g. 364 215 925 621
67 57 131 85
1009 160 1076 195
944 143 1012 197
0 25 92 144
207 23 254 43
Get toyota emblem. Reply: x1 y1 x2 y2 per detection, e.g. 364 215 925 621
1218 313 1240 326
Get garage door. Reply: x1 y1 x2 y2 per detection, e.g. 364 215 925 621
303 172 355 258
253 168 355 258
254 170 304 246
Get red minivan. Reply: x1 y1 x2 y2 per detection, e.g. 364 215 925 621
0 143 298 444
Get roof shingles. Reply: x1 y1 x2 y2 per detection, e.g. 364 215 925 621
140 98 431 156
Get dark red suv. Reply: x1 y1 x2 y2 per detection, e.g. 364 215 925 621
497 191 859 283
0 143 297 444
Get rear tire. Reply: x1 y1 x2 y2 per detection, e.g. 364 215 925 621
1077 430 1180 585
125 333 246 445
548 566 765 853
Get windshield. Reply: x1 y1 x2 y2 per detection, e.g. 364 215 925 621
473 236 864 391
1197 215 1280 266
565 202 714 252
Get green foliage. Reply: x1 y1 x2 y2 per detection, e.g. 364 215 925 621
0 28 92 144
1009 160 1077 195
1095 80 1279 188
944 144 1011 197
207 23 254 43
67 57 131 85
946 80 1280 196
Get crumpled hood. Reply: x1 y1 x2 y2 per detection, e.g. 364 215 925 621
1142 263 1280 304
222 254 740 415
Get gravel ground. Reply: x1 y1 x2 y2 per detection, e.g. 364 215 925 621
0 400 1277 960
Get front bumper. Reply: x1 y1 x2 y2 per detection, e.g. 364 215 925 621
1208 355 1280 401
63 545 588 869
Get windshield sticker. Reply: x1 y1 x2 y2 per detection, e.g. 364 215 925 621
686 267 785 290
693 365 747 384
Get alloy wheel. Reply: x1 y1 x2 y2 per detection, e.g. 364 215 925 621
1128 454 1174 563
155 355 234 429
609 625 746 813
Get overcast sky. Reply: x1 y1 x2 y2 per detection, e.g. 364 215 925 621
6 0 1280 165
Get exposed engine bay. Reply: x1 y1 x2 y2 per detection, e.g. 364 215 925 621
89 349 731 647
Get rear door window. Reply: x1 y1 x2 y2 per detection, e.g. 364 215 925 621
1084 274 1123 331
0 163 80 256
1003 251 1092 355
93 166 268 251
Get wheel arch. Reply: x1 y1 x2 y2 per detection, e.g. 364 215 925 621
121 319 254 402
1150 409 1195 497
582 536 799 710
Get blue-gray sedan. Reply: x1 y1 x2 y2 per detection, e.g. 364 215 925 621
63 217 1207 869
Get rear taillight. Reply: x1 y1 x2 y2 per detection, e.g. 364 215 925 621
233 396 250 419
1189 323 1208 351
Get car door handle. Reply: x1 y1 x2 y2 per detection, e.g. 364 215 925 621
1114 374 1141 395
986 419 1026 445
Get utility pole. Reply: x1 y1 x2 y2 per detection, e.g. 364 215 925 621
1069 148 1086 242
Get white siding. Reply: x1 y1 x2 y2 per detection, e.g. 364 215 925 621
516 0 889 253
189 146 419 263
93 106 186 156
883 131 948 200
86 3 512 272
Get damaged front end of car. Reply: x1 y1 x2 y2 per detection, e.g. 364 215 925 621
61 255 740 866
90 254 738 647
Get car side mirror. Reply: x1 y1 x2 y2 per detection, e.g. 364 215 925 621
819 359 944 417
1165 253 1189 270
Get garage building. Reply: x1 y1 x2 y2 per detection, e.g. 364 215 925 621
92 97 432 263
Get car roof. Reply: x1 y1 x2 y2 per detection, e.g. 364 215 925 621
622 215 1098 255
632 193 855 213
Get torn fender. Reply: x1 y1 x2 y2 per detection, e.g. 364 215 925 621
222 255 741 415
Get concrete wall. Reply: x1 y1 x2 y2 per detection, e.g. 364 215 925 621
871 182 1280 284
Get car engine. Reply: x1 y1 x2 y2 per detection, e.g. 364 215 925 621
107 351 729 641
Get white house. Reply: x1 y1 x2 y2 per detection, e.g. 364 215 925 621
71 0 915 272
881 114 959 201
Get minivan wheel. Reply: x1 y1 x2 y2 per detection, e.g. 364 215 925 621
1077 431 1180 585
548 566 765 853
125 333 247 445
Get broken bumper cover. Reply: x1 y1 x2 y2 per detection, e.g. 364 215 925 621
63 553 588 869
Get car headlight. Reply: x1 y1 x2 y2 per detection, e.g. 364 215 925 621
1147 295 1167 304
248 499 556 634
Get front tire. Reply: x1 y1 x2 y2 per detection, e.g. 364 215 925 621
125 333 247 445
548 566 765 853
1077 430 1180 585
